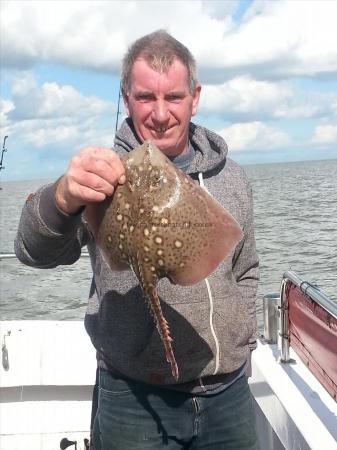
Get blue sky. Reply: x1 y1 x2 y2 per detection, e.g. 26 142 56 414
1 0 337 181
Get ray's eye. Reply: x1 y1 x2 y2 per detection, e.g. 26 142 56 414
127 168 140 190
127 175 134 191
150 169 162 188
152 175 161 186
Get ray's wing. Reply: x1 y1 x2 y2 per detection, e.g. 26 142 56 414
164 171 244 286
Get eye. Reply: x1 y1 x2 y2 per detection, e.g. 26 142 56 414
152 175 161 186
127 179 134 191
126 168 140 191
149 169 162 188
136 93 155 102
166 95 183 103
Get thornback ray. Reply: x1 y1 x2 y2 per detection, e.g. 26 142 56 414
85 141 243 381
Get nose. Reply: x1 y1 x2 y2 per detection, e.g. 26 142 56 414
152 100 169 124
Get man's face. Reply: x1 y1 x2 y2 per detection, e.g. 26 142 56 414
123 58 201 156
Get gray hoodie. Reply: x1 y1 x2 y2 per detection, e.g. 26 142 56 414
15 120 259 391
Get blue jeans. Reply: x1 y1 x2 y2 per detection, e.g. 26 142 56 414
92 369 259 450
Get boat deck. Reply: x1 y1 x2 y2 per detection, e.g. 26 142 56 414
250 339 337 450
1 321 337 450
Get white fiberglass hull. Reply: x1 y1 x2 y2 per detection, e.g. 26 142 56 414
0 321 95 450
1 321 336 450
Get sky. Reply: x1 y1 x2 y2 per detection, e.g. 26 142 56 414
1 0 337 181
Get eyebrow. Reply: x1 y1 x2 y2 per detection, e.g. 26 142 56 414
166 91 185 97
135 91 153 96
134 90 186 97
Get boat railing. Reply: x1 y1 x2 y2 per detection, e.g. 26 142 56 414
0 251 90 260
3 253 337 401
272 269 337 402
0 135 8 172
280 270 337 362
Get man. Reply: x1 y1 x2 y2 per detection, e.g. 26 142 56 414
15 30 259 449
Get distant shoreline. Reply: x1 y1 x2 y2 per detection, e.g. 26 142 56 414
1 157 337 183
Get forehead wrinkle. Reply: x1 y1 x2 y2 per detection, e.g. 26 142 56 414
130 59 190 96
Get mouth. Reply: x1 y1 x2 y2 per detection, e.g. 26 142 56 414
148 124 175 135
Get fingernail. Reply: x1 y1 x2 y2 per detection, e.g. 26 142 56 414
119 174 126 184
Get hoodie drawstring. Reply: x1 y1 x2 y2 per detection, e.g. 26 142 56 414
198 172 220 376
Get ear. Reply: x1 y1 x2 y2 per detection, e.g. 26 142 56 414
191 84 201 116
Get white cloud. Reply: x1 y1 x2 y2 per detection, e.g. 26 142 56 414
199 76 337 121
9 73 111 120
219 121 291 152
0 99 15 132
1 74 115 149
201 0 237 19
288 92 337 121
2 1 337 81
273 93 336 120
200 76 291 118
0 1 229 75
1 0 337 173
312 123 337 145
201 0 337 79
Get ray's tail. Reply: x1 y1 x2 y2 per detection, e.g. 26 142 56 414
133 254 179 381
148 286 179 381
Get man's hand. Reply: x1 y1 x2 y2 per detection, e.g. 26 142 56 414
55 147 126 215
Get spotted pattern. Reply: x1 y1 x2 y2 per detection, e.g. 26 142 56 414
88 141 243 383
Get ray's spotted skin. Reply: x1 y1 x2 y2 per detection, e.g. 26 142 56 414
85 141 243 381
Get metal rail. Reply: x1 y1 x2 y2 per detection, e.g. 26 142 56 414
0 252 90 260
279 277 290 362
3 255 336 364
0 135 8 171
279 270 337 362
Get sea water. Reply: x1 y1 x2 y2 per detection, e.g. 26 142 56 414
1 159 336 331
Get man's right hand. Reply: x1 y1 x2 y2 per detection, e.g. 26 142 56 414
55 147 126 215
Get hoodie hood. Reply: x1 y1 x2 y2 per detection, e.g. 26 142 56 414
114 118 228 177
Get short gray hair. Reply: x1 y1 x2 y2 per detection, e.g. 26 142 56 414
121 30 198 94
